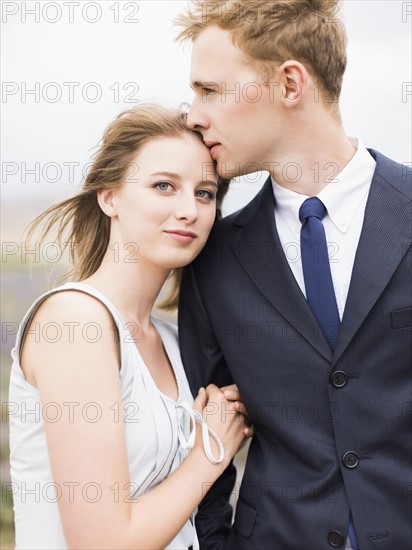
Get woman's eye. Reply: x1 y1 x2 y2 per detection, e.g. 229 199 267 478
155 181 172 191
203 87 215 96
196 189 216 201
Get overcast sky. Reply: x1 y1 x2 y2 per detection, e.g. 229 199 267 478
1 0 411 221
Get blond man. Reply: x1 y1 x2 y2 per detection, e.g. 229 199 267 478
177 1 412 549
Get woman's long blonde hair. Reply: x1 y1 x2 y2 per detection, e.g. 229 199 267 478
25 104 229 310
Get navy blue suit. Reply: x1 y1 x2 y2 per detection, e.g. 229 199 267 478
179 150 412 549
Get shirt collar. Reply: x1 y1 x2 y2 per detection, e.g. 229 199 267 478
272 137 377 234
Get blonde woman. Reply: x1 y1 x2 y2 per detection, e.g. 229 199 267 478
9 105 247 549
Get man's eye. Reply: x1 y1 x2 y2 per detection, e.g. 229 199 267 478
196 189 216 200
155 182 172 191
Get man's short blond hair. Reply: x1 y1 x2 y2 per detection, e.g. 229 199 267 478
175 0 348 102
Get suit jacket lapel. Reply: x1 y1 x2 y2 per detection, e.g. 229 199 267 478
230 176 333 361
333 150 412 364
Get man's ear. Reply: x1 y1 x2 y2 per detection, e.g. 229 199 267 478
278 60 308 106
97 188 117 218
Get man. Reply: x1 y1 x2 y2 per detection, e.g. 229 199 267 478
176 1 412 549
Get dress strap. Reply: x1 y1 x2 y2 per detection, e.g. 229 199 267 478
12 281 134 375
176 401 225 465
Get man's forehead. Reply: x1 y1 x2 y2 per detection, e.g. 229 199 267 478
191 25 240 61
190 27 248 81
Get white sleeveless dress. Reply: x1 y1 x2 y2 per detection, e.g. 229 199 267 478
9 281 200 550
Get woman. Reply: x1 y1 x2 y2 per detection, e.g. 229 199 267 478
9 104 247 549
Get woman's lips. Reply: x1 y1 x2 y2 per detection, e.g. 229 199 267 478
164 230 197 244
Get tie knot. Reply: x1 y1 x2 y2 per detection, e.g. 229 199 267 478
299 197 327 224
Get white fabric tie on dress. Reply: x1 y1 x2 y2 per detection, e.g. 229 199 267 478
176 401 225 465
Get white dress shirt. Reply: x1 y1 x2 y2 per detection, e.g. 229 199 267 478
272 137 377 320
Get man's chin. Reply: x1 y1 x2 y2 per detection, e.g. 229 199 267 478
216 160 243 181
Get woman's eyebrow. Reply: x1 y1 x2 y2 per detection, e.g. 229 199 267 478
149 172 218 187
149 171 181 179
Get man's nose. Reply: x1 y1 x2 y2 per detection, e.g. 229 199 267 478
186 96 210 130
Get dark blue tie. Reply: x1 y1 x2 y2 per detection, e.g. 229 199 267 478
299 197 359 550
299 197 340 349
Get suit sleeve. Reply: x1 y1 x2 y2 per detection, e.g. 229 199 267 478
178 262 237 550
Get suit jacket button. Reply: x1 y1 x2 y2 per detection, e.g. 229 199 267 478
328 530 345 547
330 370 347 388
343 451 359 468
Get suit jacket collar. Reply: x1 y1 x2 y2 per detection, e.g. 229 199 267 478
333 149 411 362
229 149 411 362
230 176 333 361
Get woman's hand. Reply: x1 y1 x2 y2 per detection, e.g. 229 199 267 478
193 384 246 467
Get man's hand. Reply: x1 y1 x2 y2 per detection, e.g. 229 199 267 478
220 384 254 437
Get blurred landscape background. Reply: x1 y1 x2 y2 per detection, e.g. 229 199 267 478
1 1 411 546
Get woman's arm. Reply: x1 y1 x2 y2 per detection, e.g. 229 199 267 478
21 290 244 549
